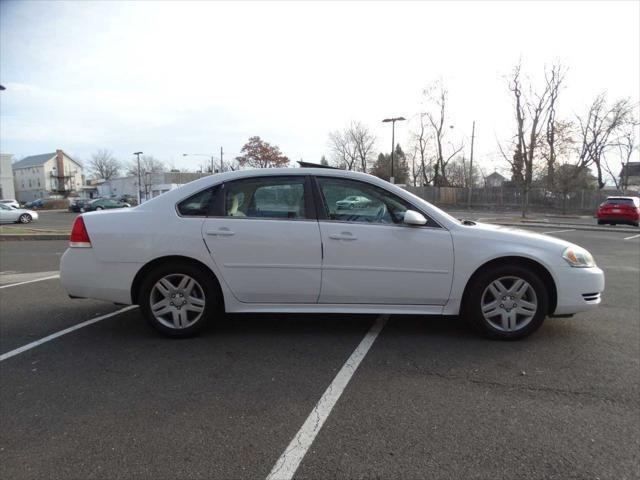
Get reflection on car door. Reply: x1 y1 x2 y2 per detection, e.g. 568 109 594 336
201 176 322 303
315 176 454 305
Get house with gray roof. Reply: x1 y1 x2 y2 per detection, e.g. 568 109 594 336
12 149 84 202
620 162 640 191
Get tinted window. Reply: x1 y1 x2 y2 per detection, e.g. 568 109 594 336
177 186 218 216
605 198 635 206
224 177 307 219
317 177 435 226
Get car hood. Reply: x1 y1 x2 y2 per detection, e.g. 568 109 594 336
461 221 577 252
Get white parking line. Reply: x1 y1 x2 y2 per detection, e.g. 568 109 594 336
0 305 138 362
266 315 388 480
0 274 60 289
624 233 640 240
542 229 575 234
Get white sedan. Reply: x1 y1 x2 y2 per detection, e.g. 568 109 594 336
60 168 604 340
0 203 39 224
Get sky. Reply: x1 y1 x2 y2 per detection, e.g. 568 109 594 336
1 0 639 177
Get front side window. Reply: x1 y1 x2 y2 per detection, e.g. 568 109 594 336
223 177 307 219
317 177 435 226
177 186 219 217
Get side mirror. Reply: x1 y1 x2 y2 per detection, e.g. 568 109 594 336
403 209 427 226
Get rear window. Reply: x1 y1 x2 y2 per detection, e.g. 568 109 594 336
605 198 635 206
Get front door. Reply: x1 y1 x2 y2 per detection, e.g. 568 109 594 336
201 175 322 303
315 176 454 305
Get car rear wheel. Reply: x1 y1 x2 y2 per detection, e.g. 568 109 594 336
139 262 218 337
95 206 103 211
464 265 548 340
18 213 32 224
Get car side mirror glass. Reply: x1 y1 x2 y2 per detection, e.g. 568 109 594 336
403 209 427 226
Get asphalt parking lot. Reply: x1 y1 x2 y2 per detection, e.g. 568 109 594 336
1 227 639 479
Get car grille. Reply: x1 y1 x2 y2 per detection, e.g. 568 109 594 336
582 292 601 303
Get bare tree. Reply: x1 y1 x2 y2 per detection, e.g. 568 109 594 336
127 155 166 200
499 62 555 217
328 121 376 172
89 149 120 180
423 81 463 186
542 65 565 189
410 113 434 185
576 94 634 189
617 124 639 189
328 129 357 170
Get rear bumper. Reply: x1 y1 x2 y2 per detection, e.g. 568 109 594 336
597 212 639 223
60 248 142 304
553 266 605 315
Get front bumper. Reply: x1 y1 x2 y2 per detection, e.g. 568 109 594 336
553 266 605 315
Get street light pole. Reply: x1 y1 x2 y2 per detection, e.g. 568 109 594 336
382 117 406 184
134 151 143 204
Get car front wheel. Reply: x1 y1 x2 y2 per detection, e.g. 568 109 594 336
464 265 548 340
18 213 32 224
139 262 218 337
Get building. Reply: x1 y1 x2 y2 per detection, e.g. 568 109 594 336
0 153 16 200
485 171 506 188
12 150 83 203
94 171 209 202
620 162 640 190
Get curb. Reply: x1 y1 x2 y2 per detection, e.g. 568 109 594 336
493 222 637 233
0 234 69 241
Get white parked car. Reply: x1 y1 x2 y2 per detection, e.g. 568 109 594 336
0 199 20 209
60 168 604 339
0 203 39 224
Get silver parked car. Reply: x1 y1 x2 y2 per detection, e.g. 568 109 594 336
0 199 20 209
0 203 39 224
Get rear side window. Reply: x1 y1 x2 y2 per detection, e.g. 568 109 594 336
177 186 219 216
223 177 307 219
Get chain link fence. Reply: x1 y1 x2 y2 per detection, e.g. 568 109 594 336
404 186 639 214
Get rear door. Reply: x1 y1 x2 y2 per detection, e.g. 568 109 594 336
201 175 322 303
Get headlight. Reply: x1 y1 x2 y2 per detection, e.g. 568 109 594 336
562 246 596 268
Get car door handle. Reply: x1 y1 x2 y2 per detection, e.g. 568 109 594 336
206 228 235 236
329 232 357 241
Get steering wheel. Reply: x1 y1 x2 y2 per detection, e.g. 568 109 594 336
374 203 387 222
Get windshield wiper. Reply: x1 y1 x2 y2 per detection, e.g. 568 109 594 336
460 219 476 226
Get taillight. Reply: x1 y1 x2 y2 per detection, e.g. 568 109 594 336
69 216 92 248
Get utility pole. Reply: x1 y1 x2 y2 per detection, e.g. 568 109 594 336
134 151 143 204
467 121 476 208
220 146 224 173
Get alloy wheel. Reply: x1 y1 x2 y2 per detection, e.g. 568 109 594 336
149 274 206 329
480 276 538 332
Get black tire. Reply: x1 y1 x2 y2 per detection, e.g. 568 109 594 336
18 213 32 224
463 265 548 340
138 261 220 338
95 206 103 211
597 220 604 225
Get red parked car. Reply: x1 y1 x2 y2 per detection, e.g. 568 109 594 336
597 196 640 227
